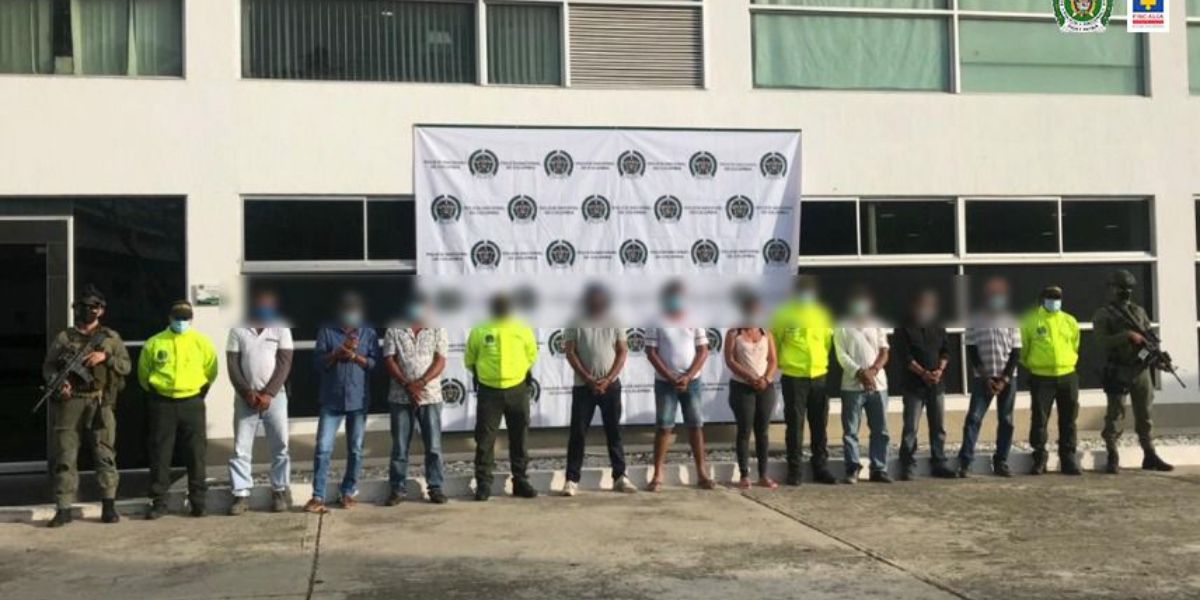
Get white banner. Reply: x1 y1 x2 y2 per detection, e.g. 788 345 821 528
415 126 802 431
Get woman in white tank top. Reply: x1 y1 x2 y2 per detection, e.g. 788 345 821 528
723 294 779 490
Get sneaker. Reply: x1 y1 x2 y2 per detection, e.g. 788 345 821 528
428 488 448 504
228 496 250 516
785 472 802 486
993 461 1013 478
868 470 893 484
613 476 638 494
190 504 207 518
47 508 72 528
513 479 539 498
101 499 121 524
145 502 166 520
931 464 958 479
385 491 406 506
957 461 970 479
561 481 579 497
302 498 327 514
271 491 290 513
812 468 838 485
839 468 860 485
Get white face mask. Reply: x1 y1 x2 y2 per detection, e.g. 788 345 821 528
170 319 191 334
848 299 871 317
1043 299 1062 313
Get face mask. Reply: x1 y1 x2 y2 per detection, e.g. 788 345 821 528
252 305 277 323
74 305 99 325
170 319 190 334
340 311 363 328
796 291 817 304
405 303 424 322
848 299 871 317
987 294 1009 312
1113 287 1133 303
662 295 683 314
1043 299 1062 312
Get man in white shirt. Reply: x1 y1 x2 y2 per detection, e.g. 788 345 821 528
645 281 714 491
833 287 892 484
226 289 294 514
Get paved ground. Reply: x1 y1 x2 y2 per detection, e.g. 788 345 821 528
1 469 1199 600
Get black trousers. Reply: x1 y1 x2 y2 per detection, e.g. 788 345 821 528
1029 372 1080 458
899 388 947 468
474 382 531 486
780 375 829 476
147 394 207 507
565 382 626 483
728 380 777 479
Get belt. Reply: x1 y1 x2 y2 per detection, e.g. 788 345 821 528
69 390 103 400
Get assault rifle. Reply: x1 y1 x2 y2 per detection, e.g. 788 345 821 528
1106 304 1186 389
32 330 109 414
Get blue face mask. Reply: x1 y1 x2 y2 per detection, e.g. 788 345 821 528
252 305 278 323
405 303 424 323
1043 299 1062 312
170 319 190 334
988 294 1009 312
796 291 817 304
340 311 363 328
662 295 683 314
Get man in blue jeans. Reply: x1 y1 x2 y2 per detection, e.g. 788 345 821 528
382 294 448 505
304 293 378 513
958 277 1021 478
833 287 892 484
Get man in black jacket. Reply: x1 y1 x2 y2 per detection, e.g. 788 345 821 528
894 289 957 480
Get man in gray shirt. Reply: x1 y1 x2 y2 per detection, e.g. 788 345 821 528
561 284 635 496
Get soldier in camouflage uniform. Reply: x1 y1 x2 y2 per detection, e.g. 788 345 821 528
42 286 131 527
1092 270 1173 475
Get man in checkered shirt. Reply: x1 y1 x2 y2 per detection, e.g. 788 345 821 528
958 277 1022 478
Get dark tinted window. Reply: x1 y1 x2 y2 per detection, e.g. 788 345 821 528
367 200 417 260
859 200 955 255
244 200 364 262
800 201 857 256
1061 199 1150 252
243 274 414 340
966 201 1058 254
963 262 1154 321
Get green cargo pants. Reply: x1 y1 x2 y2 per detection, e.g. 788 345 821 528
1102 369 1155 449
473 382 530 488
52 394 118 509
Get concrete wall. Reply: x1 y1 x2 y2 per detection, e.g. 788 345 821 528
2 1 1199 455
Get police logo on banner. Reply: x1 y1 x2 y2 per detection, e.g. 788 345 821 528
1055 0 1112 32
762 238 792 266
625 328 647 354
430 194 462 224
689 151 718 179
705 328 723 353
441 378 467 407
725 195 755 222
691 239 720 267
619 239 648 267
581 195 612 223
545 240 576 268
471 240 502 269
543 150 574 178
547 329 566 356
653 195 683 223
507 195 538 223
468 149 499 177
526 377 541 403
617 150 646 178
760 152 788 178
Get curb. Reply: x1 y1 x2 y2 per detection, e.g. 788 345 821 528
3 445 1197 524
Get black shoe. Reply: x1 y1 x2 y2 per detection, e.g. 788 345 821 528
384 491 406 507
1143 451 1174 472
931 464 958 479
785 472 802 486
1030 453 1048 476
993 461 1012 478
474 482 492 502
812 468 838 485
1060 455 1082 476
101 499 120 524
868 470 893 483
957 460 971 479
898 467 914 482
145 502 166 520
428 488 448 504
47 508 72 528
512 479 539 498
190 504 208 518
1105 448 1120 474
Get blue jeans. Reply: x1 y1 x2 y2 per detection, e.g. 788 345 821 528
388 402 445 493
228 392 290 496
654 379 703 429
959 376 1017 464
312 405 366 501
841 390 889 473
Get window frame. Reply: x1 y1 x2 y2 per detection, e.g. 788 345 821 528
240 195 417 274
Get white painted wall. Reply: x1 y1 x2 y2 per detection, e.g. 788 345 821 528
0 1 1197 442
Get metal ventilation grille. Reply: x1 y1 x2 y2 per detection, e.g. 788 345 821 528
568 5 703 88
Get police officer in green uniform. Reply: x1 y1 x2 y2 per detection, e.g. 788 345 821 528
42 286 131 528
1092 269 1174 474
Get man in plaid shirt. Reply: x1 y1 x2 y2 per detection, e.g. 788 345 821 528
958 277 1022 478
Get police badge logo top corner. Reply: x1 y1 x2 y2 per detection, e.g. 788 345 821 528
1127 0 1168 33
1055 0 1113 32
468 149 499 177
689 151 718 179
617 150 646 178
543 149 574 178
431 194 462 224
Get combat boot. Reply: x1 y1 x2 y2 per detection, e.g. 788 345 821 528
1029 452 1048 475
1104 447 1120 475
1060 453 1082 476
101 499 120 524
1142 449 1174 472
47 508 72 528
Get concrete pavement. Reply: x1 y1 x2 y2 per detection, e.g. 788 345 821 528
2 469 1199 600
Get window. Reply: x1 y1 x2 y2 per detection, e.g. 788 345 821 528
241 0 477 82
966 200 1058 254
964 263 1153 320
1061 199 1150 253
568 4 703 88
0 0 183 76
487 3 562 86
243 197 415 267
751 0 1145 95
859 200 955 255
799 201 857 256
966 197 1150 255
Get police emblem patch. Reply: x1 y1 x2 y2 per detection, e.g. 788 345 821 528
430 194 462 224
468 149 499 177
625 328 647 354
619 239 648 267
725 195 755 222
654 195 683 222
691 239 720 267
470 240 502 270
544 150 574 178
581 195 612 223
1054 0 1112 32
545 240 576 268
762 239 792 266
617 150 646 178
760 152 788 178
441 378 467 407
689 151 718 179
507 195 538 223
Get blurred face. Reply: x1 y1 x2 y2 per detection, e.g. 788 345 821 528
251 293 279 322
848 294 872 318
740 296 761 320
584 289 610 317
983 278 1009 312
339 296 364 327
490 294 512 318
913 292 938 324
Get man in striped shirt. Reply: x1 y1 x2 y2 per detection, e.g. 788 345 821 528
958 277 1022 478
